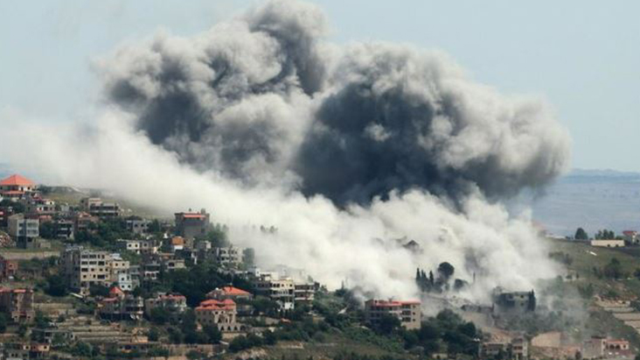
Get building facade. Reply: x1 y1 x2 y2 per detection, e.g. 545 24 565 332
174 210 210 240
364 299 422 330
195 299 241 332
0 288 35 322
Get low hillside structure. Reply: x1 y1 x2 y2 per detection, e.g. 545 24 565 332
364 299 421 330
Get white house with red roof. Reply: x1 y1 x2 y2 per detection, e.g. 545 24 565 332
0 174 36 200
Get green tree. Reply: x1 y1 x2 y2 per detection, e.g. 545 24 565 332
376 314 401 335
0 313 7 333
438 262 455 281
45 274 68 297
39 221 56 239
203 324 222 344
575 227 589 240
148 327 160 342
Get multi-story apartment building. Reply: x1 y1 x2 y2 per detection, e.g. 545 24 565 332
125 218 150 235
254 274 295 310
54 220 74 240
195 299 241 332
61 247 130 294
294 282 317 303
116 239 156 255
80 197 121 219
0 287 35 322
8 214 39 249
364 299 421 330
174 210 210 240
212 246 244 267
98 286 144 320
73 212 98 232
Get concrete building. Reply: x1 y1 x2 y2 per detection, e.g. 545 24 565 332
144 293 188 320
125 218 150 235
174 210 210 240
8 214 39 249
0 287 35 322
98 286 144 321
364 299 421 330
583 337 633 359
54 219 74 240
61 246 125 295
73 211 98 232
591 239 626 248
294 282 317 303
623 231 638 244
254 274 295 310
492 289 536 316
212 246 244 267
117 239 156 255
81 197 121 219
195 299 241 332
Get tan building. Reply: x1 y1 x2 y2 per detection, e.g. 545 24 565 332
174 210 210 240
61 246 130 295
591 239 625 248
364 299 421 330
254 274 295 310
81 197 121 219
0 287 35 322
583 337 632 359
8 214 39 248
195 299 241 332
212 246 244 267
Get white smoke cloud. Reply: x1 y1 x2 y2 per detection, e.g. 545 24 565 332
0 0 570 307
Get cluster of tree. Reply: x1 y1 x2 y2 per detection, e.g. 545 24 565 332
0 199 25 214
595 229 619 240
197 224 230 248
166 310 222 345
575 227 589 240
415 262 468 293
402 310 481 357
591 258 626 280
75 218 137 248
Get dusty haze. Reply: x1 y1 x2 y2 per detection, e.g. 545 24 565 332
0 0 571 306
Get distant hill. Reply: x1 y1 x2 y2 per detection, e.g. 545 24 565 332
532 169 640 236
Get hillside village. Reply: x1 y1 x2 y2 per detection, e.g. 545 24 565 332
2 173 640 360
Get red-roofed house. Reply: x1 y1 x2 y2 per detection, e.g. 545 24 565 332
364 299 422 330
195 299 241 332
207 286 253 316
0 175 36 199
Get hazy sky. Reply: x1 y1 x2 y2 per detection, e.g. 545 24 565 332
1 0 638 172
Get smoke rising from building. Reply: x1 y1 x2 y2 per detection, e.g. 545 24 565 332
0 0 570 305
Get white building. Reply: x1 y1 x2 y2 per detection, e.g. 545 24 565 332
591 239 625 248
8 214 39 248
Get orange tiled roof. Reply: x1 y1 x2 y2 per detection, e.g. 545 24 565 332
171 236 185 246
0 174 35 186
109 286 125 297
196 299 236 311
219 286 251 296
181 213 206 219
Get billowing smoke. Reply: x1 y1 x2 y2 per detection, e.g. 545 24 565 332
0 0 570 305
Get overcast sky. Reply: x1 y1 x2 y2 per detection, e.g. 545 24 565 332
1 0 638 172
